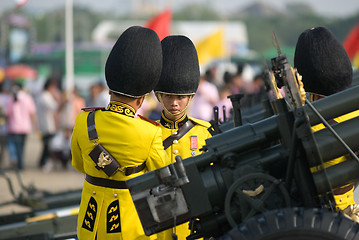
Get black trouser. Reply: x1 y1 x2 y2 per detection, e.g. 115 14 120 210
0 135 6 167
39 133 54 167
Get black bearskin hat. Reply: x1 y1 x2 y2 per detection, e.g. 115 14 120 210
105 26 162 98
294 27 352 96
155 35 199 95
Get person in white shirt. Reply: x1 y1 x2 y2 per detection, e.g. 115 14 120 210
37 78 62 169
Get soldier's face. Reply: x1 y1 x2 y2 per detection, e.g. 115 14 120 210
161 94 192 120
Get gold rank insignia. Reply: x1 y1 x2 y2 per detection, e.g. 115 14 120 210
82 196 97 232
107 200 121 233
97 151 113 168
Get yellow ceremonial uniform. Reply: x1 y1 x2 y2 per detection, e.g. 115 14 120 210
311 110 359 210
71 101 171 240
157 112 212 240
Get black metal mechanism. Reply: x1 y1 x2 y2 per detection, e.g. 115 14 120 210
0 168 81 212
227 94 244 127
0 168 81 240
126 46 359 239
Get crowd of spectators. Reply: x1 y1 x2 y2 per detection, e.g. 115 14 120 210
141 62 269 124
0 61 269 171
0 75 87 171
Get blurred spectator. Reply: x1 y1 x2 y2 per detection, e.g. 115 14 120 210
230 72 244 95
5 81 38 169
70 87 86 126
205 66 216 82
37 78 62 170
87 82 110 107
48 126 73 170
0 82 11 167
252 73 269 102
217 86 233 123
189 74 220 121
240 73 269 108
205 65 224 86
59 87 86 129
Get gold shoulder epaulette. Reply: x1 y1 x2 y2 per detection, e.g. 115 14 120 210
138 115 160 126
189 117 211 128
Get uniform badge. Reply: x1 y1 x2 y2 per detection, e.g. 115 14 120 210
89 144 120 177
97 151 113 168
107 200 121 233
190 135 197 156
82 196 97 232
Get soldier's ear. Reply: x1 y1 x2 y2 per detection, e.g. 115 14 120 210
188 95 194 103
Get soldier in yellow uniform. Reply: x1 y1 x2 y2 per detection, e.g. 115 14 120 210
294 26 359 221
154 35 212 239
71 26 171 240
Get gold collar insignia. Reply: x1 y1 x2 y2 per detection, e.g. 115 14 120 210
106 101 135 118
160 112 188 129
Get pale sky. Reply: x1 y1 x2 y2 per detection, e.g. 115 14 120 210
1 0 359 18
212 0 359 18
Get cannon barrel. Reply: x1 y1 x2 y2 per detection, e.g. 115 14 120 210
305 85 359 125
126 84 359 238
314 158 359 193
309 116 359 166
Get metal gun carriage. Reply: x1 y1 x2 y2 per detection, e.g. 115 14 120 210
127 53 359 239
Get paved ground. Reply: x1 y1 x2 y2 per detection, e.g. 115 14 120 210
0 133 84 216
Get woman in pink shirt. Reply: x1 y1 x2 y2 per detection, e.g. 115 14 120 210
6 82 37 169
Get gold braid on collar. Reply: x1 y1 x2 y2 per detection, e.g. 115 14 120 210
160 112 189 129
106 101 135 118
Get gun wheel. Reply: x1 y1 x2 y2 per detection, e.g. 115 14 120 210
224 173 290 228
219 207 359 240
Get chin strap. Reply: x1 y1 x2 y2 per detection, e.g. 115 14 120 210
156 92 193 118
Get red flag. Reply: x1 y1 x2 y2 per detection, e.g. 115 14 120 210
343 23 359 67
343 23 359 60
144 9 172 41
15 0 28 8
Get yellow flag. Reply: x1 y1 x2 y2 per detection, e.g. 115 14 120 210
196 29 226 65
353 52 359 68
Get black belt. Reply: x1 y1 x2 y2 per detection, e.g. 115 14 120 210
85 174 128 189
163 120 196 150
123 161 147 176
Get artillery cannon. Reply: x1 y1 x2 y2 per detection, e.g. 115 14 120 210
0 168 81 240
126 50 359 239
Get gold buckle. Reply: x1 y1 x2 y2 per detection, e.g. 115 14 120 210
90 139 99 146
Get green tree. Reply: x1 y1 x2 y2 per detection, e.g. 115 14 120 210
173 4 220 21
31 6 105 43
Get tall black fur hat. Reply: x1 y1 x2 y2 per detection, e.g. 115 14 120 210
155 35 199 95
105 26 162 98
294 27 352 96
